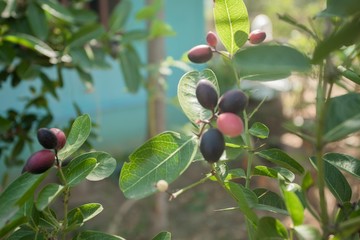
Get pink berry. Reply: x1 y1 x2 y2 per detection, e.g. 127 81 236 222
206 31 218 48
50 128 66 150
249 30 266 44
217 113 244 137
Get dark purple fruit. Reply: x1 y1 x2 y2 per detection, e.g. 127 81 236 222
50 128 66 150
187 45 213 63
196 79 218 111
218 89 248 114
199 128 225 163
249 29 266 44
37 128 58 149
206 31 218 48
22 149 55 174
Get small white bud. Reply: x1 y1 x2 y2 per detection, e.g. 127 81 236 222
156 180 169 192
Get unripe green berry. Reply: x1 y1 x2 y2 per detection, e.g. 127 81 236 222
187 45 213 63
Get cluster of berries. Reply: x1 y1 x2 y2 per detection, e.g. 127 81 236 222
187 30 266 64
22 128 66 174
195 79 248 163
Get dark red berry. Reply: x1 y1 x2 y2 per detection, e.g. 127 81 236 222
22 149 55 174
196 79 218 111
187 45 213 63
50 128 66 150
206 31 218 48
249 30 266 44
218 89 248 114
37 128 58 149
199 128 225 163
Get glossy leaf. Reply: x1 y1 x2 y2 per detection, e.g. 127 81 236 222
323 152 360 179
226 182 258 225
58 114 91 159
336 216 360 239
253 188 288 215
178 69 220 124
84 152 117 181
213 0 249 56
0 173 47 229
253 166 295 182
36 183 64 211
324 93 360 142
281 184 304 226
233 45 311 81
313 18 360 63
249 122 269 139
3 33 57 58
109 0 131 34
152 231 171 240
68 203 103 225
26 2 48 40
67 23 105 49
256 148 305 174
255 217 288 240
63 158 97 187
318 0 360 17
118 44 143 93
338 66 360 85
74 230 125 240
38 0 74 23
120 131 197 199
294 225 322 240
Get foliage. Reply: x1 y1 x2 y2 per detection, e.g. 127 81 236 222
119 0 360 239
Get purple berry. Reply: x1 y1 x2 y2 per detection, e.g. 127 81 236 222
37 128 58 149
187 45 213 63
22 150 55 174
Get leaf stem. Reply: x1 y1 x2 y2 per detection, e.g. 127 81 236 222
170 173 213 200
243 110 254 189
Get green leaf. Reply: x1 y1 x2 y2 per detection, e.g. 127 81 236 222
74 231 125 240
84 152 117 181
318 0 360 17
26 2 48 40
109 0 131 34
253 188 288 215
3 33 57 58
0 173 47 229
6 225 37 240
249 122 269 139
281 184 304 226
324 159 352 204
177 69 220 124
38 0 74 23
213 0 249 56
338 66 360 85
67 208 83 230
136 0 162 20
67 23 105 49
36 183 64 211
294 225 322 240
68 203 103 226
120 131 197 199
118 44 143 93
256 148 305 174
152 231 171 240
233 45 311 81
336 216 360 239
313 18 360 63
226 182 258 225
121 30 149 44
255 217 288 240
324 93 360 142
150 19 176 38
323 152 360 179
253 166 295 182
63 157 97 187
58 114 91 159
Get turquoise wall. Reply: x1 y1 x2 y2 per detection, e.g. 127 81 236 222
0 1 206 156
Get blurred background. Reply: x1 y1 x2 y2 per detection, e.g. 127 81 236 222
0 0 359 239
